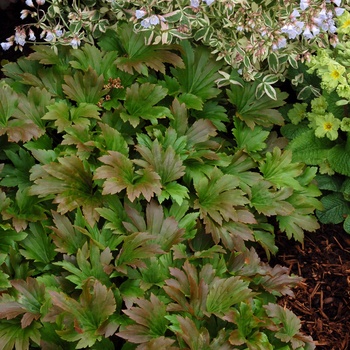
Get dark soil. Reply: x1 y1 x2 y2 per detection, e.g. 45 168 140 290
273 226 350 350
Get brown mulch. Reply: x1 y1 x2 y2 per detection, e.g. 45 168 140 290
273 225 350 349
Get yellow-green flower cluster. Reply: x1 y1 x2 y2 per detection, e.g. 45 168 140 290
314 113 340 141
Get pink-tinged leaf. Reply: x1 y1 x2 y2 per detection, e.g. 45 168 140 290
115 232 164 274
30 156 101 226
117 294 168 344
135 140 185 184
176 316 210 350
136 336 179 350
48 279 116 348
260 265 303 297
206 276 253 314
0 298 25 320
264 303 315 349
164 261 213 318
95 151 162 202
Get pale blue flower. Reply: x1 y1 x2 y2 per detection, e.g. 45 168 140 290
191 0 200 8
149 15 159 25
28 29 36 41
204 0 215 5
335 7 345 16
70 36 80 49
1 41 13 50
55 29 63 37
303 26 314 39
141 18 151 28
25 0 34 7
333 0 341 6
300 0 310 10
135 9 146 19
14 30 26 46
45 31 54 42
36 0 45 5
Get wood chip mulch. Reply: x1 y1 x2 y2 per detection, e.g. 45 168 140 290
273 225 350 349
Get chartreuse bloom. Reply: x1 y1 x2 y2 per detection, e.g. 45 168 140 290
341 117 350 132
310 95 328 114
337 82 350 100
337 10 350 35
321 63 346 91
314 113 341 140
287 103 308 125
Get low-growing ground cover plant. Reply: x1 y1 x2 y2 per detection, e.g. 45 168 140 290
0 20 320 349
281 8 350 233
1 0 345 99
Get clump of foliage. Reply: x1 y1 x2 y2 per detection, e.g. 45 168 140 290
0 22 319 349
2 0 345 88
281 9 350 233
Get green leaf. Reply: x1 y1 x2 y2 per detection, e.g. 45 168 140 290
259 148 304 190
251 181 294 216
164 260 214 318
30 156 101 226
19 223 56 264
62 68 107 104
55 242 112 288
115 232 164 274
49 211 88 255
0 319 41 350
43 101 100 132
117 294 168 344
0 82 19 127
159 182 189 206
264 303 314 349
232 120 269 154
112 23 184 75
328 144 350 176
121 83 171 127
95 151 162 202
206 276 252 314
288 130 332 165
0 87 53 143
193 167 251 236
177 93 203 110
70 44 118 77
171 41 222 100
49 279 117 349
135 138 185 185
316 192 350 225
0 148 35 190
227 81 287 129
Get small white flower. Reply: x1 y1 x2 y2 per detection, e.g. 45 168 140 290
14 29 26 46
20 10 30 20
204 0 214 5
291 9 300 18
1 41 13 50
70 36 80 49
25 0 35 7
28 29 36 41
333 0 341 6
149 15 159 25
135 9 146 19
36 0 45 5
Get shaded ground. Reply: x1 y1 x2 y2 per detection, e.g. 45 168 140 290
273 226 350 349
